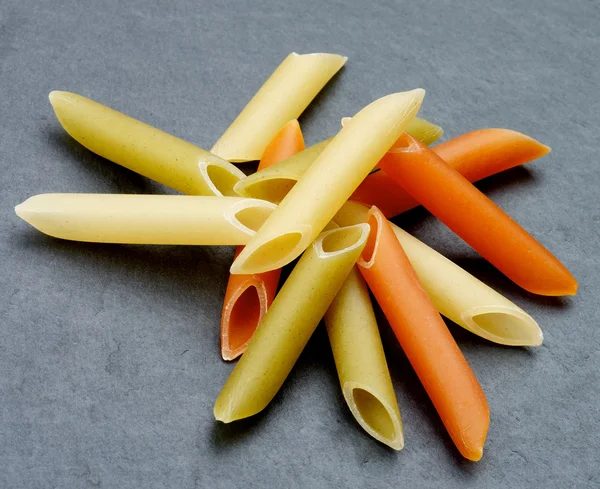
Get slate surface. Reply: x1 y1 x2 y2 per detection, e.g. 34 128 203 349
1 0 599 487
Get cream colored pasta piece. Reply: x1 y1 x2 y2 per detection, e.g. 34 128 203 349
15 194 276 246
341 116 443 145
214 223 370 423
324 267 404 450
334 202 542 346
49 91 244 196
230 89 425 275
210 53 346 162
233 139 331 203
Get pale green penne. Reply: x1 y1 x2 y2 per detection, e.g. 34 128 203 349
49 91 244 196
214 223 370 423
325 267 404 450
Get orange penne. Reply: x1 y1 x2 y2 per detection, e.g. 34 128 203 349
351 128 551 218
379 133 577 296
357 207 489 461
220 120 304 360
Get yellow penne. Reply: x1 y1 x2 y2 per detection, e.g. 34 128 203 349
324 267 404 450
15 194 276 246
334 202 543 346
233 139 331 203
341 116 443 146
210 53 346 162
49 91 245 196
230 89 425 275
214 223 369 423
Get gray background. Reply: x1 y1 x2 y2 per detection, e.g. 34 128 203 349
1 0 598 487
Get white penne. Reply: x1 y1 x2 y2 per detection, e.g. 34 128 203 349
214 223 370 423
49 91 245 196
233 139 331 203
230 89 425 275
334 202 543 346
210 53 346 162
325 267 404 450
15 194 276 246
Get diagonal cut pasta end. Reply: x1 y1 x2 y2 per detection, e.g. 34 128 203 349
221 278 269 361
198 159 246 197
461 305 543 347
234 175 298 204
315 223 370 258
357 207 383 268
230 229 310 274
224 199 278 237
343 383 404 450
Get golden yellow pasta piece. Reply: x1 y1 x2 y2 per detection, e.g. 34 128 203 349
15 194 276 246
211 53 346 162
334 202 543 346
214 223 369 422
233 139 331 203
325 267 404 450
230 89 425 275
49 91 244 196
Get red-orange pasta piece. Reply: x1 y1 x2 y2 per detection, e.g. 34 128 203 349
351 128 551 218
378 133 577 296
357 207 489 461
220 120 305 360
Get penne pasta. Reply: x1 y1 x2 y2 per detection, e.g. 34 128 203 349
214 223 370 422
49 91 245 196
233 139 331 203
334 201 543 346
221 120 305 361
15 194 276 245
230 89 425 274
379 134 577 296
357 207 489 461
341 116 443 146
210 52 346 162
325 267 404 450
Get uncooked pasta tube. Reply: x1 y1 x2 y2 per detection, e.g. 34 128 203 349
334 201 543 346
15 194 276 245
344 124 552 217
49 91 245 196
221 120 305 361
210 52 347 162
214 223 369 422
233 139 331 203
230 89 425 274
357 207 489 461
379 134 577 296
324 267 404 450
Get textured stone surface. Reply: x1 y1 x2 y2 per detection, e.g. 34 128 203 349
1 0 599 487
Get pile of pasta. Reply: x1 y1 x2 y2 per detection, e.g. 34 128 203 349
15 53 577 461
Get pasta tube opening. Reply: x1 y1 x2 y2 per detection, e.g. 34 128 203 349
221 280 267 361
230 229 310 274
198 160 246 197
345 384 402 449
226 199 278 235
316 224 370 257
234 177 297 204
462 306 543 346
358 210 382 268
